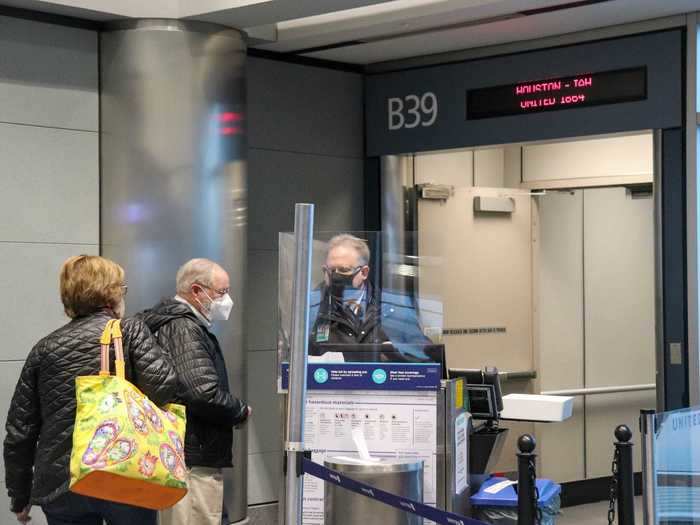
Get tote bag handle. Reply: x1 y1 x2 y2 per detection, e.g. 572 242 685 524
99 319 126 379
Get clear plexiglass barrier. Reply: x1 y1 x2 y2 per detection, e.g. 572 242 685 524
277 231 445 379
653 406 700 523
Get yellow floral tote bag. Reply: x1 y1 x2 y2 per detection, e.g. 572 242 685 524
69 319 188 510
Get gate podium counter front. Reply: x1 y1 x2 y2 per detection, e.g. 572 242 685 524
279 357 575 525
279 358 471 524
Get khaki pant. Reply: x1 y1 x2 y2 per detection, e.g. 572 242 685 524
160 467 224 525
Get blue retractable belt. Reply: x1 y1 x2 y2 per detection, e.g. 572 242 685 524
302 458 488 525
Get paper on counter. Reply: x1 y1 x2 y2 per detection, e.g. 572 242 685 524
483 479 517 494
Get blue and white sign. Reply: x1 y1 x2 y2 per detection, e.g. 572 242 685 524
372 368 388 384
280 362 441 391
314 368 330 384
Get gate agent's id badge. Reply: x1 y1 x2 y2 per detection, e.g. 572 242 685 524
316 322 330 343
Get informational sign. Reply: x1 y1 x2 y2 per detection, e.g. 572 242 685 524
279 362 442 392
655 407 700 473
466 67 647 120
454 413 468 494
302 391 438 525
653 407 700 522
364 31 681 155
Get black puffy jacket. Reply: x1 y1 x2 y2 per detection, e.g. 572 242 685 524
139 299 248 469
3 310 177 513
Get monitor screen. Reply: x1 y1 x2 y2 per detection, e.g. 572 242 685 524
466 67 647 120
449 367 504 419
464 384 498 420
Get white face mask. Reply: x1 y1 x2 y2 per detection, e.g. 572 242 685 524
208 292 234 321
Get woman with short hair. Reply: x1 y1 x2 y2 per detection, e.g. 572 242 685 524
3 255 177 525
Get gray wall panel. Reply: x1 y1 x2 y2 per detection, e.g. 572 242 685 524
0 243 99 361
245 58 364 505
248 148 365 251
0 16 98 516
247 350 281 454
0 124 98 244
0 16 98 131
248 451 281 505
247 250 278 352
247 57 363 159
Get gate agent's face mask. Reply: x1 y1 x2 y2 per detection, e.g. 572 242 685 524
327 267 361 299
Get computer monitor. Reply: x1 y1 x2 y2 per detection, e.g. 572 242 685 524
449 367 504 420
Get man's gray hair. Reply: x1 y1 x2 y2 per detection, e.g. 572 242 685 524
327 234 371 266
176 258 218 295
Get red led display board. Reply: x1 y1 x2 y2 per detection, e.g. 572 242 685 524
466 67 647 120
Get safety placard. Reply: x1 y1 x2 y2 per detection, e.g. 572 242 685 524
454 412 468 494
302 391 438 525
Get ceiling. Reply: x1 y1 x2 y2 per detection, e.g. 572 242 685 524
1 0 698 65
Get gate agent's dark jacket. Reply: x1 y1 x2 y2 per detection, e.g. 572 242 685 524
3 311 177 513
139 299 248 468
307 282 433 361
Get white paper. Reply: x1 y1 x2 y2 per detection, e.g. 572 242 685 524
302 391 438 525
352 427 376 461
484 479 517 494
454 412 468 494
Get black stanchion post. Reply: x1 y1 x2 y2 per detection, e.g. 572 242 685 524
615 425 635 525
517 434 537 525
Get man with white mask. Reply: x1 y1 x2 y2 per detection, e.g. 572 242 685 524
139 258 250 525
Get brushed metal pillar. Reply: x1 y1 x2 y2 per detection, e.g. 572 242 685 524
100 20 248 523
380 155 415 293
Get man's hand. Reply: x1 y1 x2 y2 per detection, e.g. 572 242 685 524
15 506 31 524
235 406 252 428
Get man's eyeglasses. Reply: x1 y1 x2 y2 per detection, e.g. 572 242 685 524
195 282 230 296
121 284 128 296
322 265 362 276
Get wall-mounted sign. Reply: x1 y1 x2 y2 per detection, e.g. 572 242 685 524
466 67 647 120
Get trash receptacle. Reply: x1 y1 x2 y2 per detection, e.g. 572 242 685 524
470 477 561 525
324 457 423 525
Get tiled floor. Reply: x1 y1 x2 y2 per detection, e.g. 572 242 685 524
245 498 644 525
249 502 279 525
558 497 643 525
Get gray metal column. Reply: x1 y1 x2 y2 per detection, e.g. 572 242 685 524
653 130 665 412
380 155 415 292
100 20 248 523
640 410 657 525
284 204 314 525
685 12 700 407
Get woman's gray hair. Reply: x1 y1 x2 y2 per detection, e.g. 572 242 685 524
327 234 371 266
176 258 217 295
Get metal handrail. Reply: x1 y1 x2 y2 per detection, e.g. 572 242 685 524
541 383 656 396
448 368 537 381
499 370 537 381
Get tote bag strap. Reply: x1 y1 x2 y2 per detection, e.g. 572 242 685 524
99 319 126 379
